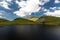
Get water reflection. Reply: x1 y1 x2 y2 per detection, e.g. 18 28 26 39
43 26 60 40
0 25 60 40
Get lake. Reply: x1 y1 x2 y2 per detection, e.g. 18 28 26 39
0 25 60 40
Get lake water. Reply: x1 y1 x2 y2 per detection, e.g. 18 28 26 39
0 25 60 40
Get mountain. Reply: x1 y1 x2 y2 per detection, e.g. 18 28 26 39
0 16 60 26
0 18 39 26
11 18 39 24
26 17 39 21
44 16 60 25
37 16 60 25
0 18 11 26
37 16 45 23
0 18 8 21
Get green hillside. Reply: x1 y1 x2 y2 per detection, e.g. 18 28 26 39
0 18 39 26
0 18 11 26
36 16 60 25
0 16 60 26
11 18 39 24
44 16 60 25
26 17 39 21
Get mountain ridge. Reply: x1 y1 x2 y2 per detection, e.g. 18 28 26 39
0 16 60 26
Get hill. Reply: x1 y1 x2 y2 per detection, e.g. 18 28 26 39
11 16 60 25
26 17 39 21
0 16 60 26
37 16 60 25
11 18 39 24
45 16 60 25
0 18 11 26
0 18 40 26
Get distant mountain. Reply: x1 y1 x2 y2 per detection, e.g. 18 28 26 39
11 18 39 24
37 16 60 25
0 18 39 26
0 18 11 26
0 16 60 26
0 18 8 21
44 16 60 25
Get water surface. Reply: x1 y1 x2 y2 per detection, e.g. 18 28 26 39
0 25 60 40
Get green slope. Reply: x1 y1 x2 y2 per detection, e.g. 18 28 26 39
11 18 39 24
36 16 60 25
0 16 60 26
44 16 60 25
26 17 39 21
0 18 11 25
0 18 39 26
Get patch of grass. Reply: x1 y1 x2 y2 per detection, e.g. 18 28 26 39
27 17 39 21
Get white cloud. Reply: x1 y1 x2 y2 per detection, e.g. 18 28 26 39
39 0 50 5
50 7 57 10
57 7 60 10
14 0 50 17
0 16 5 18
0 16 7 20
45 10 60 17
6 0 12 2
0 16 3 18
55 0 60 3
0 0 12 9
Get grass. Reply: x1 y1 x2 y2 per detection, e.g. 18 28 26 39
11 18 39 24
27 17 39 21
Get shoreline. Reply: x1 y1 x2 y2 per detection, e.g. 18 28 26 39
0 24 60 27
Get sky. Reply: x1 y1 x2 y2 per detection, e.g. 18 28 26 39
0 0 60 21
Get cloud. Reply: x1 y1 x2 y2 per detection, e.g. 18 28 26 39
0 16 2 18
39 0 50 5
55 0 60 3
45 10 60 17
0 0 12 9
44 6 60 17
0 16 6 19
14 0 50 17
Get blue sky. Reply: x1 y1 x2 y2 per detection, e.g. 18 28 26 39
0 0 60 21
